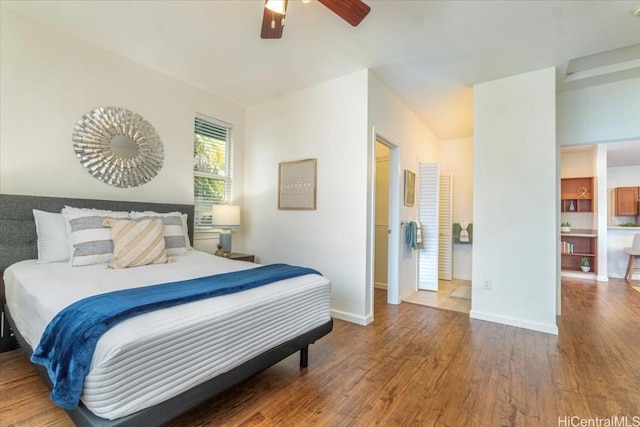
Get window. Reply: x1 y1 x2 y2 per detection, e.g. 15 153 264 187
193 115 233 228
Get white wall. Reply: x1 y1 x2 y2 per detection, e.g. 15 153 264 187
472 68 558 335
595 144 608 281
244 70 440 325
245 70 369 324
439 137 473 280
0 11 246 251
608 166 640 188
368 71 440 316
557 78 640 146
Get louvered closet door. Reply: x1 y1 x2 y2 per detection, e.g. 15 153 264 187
439 174 452 281
418 163 439 291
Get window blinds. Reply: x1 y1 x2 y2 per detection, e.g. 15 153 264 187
193 115 233 228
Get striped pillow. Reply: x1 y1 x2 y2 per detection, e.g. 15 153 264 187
129 211 191 256
62 206 130 267
104 218 168 269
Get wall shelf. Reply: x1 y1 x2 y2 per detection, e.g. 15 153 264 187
560 229 597 274
561 177 594 213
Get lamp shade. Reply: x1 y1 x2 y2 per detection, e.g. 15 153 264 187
265 0 287 15
211 205 240 229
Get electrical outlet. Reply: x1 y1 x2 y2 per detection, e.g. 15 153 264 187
482 279 492 290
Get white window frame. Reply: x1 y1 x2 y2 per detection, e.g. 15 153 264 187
193 114 233 229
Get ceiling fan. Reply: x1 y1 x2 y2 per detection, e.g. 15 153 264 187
261 0 370 39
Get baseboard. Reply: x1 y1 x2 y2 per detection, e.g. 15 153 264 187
469 310 558 335
364 312 374 325
608 272 640 280
564 271 631 282
560 270 596 280
374 282 388 290
330 309 368 326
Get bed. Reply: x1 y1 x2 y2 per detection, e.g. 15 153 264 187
0 194 333 426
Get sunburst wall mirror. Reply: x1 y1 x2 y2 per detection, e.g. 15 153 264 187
72 107 164 188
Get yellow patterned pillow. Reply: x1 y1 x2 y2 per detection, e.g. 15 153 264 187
103 218 169 269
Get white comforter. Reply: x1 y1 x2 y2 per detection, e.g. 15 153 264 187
4 251 331 419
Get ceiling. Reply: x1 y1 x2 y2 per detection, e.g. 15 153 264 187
2 0 640 140
605 140 640 167
561 140 640 167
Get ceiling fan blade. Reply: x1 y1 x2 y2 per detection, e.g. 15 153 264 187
260 0 287 39
317 0 370 26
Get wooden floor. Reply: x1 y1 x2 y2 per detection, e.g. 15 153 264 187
1 277 639 426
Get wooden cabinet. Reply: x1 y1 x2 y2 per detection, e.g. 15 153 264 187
560 230 597 274
561 177 594 213
227 253 255 263
615 187 639 216
216 252 256 263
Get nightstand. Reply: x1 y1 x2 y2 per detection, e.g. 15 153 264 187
226 253 255 263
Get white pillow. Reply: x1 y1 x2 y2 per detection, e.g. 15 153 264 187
33 209 70 263
129 211 192 256
62 206 130 267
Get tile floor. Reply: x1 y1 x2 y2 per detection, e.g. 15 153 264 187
404 279 471 314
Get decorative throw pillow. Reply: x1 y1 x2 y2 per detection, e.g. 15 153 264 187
62 206 130 267
33 209 71 263
103 218 169 269
129 211 191 256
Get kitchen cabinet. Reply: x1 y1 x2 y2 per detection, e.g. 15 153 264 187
615 186 639 216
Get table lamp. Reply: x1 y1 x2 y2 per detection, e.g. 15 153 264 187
211 204 240 255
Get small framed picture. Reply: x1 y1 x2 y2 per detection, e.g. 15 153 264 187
278 158 317 210
404 170 415 207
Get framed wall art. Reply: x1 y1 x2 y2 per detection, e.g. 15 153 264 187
404 169 416 207
278 158 317 210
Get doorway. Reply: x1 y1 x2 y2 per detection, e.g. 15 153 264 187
368 134 401 321
374 143 390 291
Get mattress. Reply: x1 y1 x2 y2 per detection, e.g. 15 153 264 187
4 250 331 420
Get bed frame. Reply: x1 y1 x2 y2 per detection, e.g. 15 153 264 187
0 193 333 427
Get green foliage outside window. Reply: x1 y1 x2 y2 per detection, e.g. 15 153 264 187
193 119 232 228
194 133 226 175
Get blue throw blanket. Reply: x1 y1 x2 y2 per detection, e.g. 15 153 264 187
31 263 320 410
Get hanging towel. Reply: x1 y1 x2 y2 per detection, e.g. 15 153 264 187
459 222 469 243
453 223 473 244
405 220 424 250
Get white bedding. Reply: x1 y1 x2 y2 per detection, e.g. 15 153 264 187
4 250 331 420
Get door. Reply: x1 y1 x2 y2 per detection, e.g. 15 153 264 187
369 134 400 311
374 145 390 289
439 174 453 280
418 163 439 291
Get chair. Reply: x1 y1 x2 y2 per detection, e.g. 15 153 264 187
624 233 640 282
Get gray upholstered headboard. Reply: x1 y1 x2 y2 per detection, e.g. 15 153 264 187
0 194 195 272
